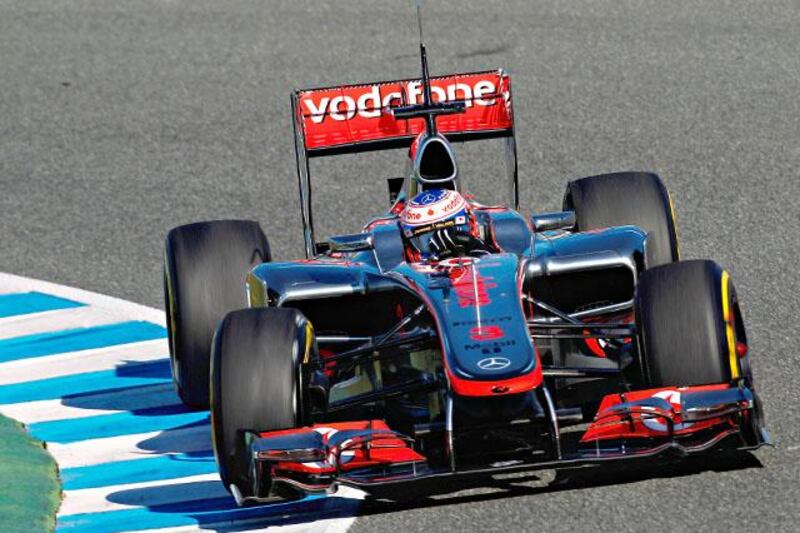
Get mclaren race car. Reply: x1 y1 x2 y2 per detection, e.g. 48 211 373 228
163 31 768 505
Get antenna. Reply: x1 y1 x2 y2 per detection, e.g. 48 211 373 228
416 0 436 133
416 0 424 44
391 1 465 128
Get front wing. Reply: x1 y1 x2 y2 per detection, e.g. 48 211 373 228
234 384 768 505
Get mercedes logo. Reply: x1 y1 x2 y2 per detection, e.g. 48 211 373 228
477 357 511 371
420 193 436 204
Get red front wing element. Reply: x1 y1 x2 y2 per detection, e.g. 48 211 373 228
245 421 426 500
260 420 424 475
580 385 753 446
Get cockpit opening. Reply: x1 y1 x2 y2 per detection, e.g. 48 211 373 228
417 137 457 187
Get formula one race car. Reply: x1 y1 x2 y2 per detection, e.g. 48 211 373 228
163 29 768 505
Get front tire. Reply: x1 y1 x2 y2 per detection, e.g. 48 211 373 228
164 220 270 409
564 171 679 267
210 307 313 498
634 260 747 387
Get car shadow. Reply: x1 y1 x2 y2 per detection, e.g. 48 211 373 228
100 449 762 531
57 357 213 459
103 482 362 532
358 450 764 516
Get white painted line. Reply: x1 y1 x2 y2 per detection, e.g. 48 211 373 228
0 384 179 424
48 424 212 469
787 444 799 452
0 338 167 386
128 526 235 533
0 272 166 326
59 473 224 515
0 305 133 340
126 515 214 533
0 272 361 533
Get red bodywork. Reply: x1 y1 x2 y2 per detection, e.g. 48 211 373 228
580 384 739 443
262 421 425 479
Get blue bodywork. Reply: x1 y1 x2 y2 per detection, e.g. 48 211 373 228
246 206 648 393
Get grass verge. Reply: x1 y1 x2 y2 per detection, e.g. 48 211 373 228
0 414 60 533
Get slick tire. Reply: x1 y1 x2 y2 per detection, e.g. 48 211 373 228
563 171 679 267
210 307 312 498
164 220 270 409
634 260 749 387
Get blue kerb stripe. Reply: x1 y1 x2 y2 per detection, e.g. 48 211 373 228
0 359 171 404
0 291 84 318
61 450 216 490
29 407 209 444
57 494 331 532
0 320 166 363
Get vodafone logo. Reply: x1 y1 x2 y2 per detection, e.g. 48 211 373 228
401 189 467 227
303 79 499 124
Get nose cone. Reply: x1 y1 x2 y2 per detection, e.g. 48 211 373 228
414 134 458 185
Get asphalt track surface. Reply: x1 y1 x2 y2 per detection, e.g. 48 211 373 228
1 0 799 531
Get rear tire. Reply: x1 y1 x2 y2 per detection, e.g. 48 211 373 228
634 260 746 387
164 220 270 409
564 171 679 267
210 307 313 498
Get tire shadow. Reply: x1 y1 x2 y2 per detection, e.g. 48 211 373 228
103 481 362 532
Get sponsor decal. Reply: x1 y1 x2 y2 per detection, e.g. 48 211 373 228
477 356 512 371
641 390 694 433
402 190 468 228
464 339 516 352
410 189 450 206
302 79 500 125
469 325 505 341
290 427 355 470
448 266 496 308
453 315 512 327
405 218 458 237
297 71 513 152
437 257 476 268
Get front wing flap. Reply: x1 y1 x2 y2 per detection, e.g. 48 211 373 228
242 420 427 503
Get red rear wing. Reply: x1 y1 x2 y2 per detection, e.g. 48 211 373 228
292 69 513 156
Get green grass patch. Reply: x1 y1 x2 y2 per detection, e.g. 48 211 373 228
0 414 60 533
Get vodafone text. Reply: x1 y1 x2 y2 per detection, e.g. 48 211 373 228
303 80 499 124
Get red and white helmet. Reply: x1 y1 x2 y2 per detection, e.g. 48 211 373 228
401 189 471 259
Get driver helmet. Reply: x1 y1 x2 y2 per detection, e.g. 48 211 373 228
400 188 472 260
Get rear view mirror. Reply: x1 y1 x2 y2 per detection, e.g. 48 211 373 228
387 177 404 204
530 211 576 232
327 233 374 253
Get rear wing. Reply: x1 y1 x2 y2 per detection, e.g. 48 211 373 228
290 69 517 257
292 69 513 157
